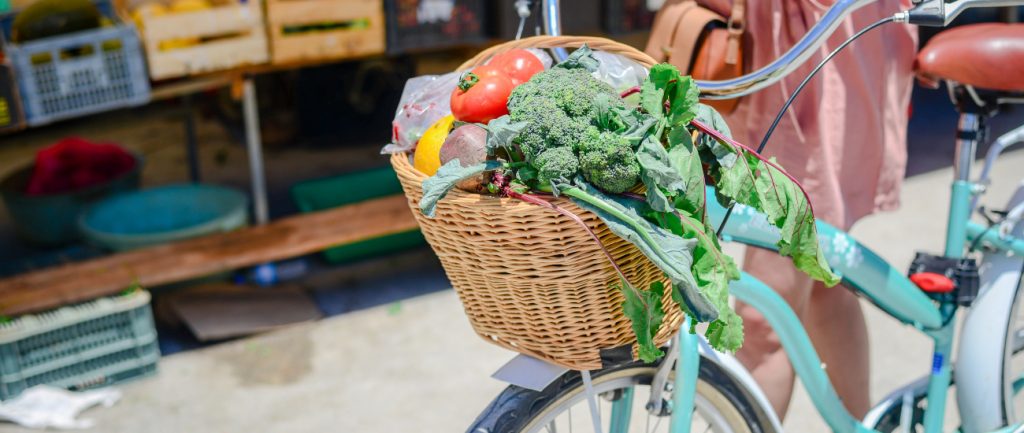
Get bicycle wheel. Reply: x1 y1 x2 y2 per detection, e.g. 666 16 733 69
468 357 773 433
1003 274 1024 423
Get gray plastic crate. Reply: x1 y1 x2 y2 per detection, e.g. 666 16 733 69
3 23 150 126
0 290 159 401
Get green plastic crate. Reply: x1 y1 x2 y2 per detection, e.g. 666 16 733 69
290 166 425 264
0 290 159 401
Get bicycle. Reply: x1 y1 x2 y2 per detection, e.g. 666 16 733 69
464 0 1024 432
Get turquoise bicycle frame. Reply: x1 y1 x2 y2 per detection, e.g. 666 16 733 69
608 180 1024 433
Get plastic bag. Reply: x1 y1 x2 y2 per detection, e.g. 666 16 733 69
591 51 648 93
525 48 554 69
383 71 460 154
383 49 553 155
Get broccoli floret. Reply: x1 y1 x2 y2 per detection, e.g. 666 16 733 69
507 68 624 160
508 68 622 119
534 147 579 187
504 65 640 193
509 98 593 160
579 132 640 193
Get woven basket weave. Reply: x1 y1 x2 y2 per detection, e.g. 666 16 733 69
392 36 683 371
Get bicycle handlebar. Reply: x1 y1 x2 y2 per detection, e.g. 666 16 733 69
539 0 1024 98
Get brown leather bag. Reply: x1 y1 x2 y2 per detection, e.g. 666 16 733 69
644 0 747 113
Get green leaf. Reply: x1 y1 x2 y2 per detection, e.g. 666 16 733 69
561 181 719 322
419 160 501 217
621 280 667 362
709 148 839 286
640 79 665 121
649 208 743 352
706 309 744 353
481 115 528 154
754 159 839 285
556 44 600 72
636 132 686 213
666 128 706 219
648 65 699 127
611 106 660 148
694 104 737 168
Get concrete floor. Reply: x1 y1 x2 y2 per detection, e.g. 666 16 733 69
1 135 1021 433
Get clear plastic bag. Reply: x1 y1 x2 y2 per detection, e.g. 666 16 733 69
591 51 648 93
383 71 459 154
383 49 554 155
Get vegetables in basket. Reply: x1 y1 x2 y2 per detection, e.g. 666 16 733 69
416 46 838 360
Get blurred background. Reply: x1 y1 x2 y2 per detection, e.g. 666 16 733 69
0 0 1021 431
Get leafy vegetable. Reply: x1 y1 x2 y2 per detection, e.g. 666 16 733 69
561 182 717 323
413 47 837 358
623 280 667 362
691 119 839 286
420 159 501 217
480 115 528 155
556 45 600 72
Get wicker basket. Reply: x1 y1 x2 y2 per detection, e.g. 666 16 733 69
392 36 682 371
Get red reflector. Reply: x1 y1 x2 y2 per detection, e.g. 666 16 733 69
910 272 955 293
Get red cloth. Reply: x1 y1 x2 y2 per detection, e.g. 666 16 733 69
25 137 136 195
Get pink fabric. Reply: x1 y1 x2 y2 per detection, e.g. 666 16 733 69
716 0 918 229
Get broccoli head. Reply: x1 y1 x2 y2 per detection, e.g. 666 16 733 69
579 132 640 193
509 98 595 160
508 68 621 118
534 147 579 188
504 65 640 193
507 67 623 160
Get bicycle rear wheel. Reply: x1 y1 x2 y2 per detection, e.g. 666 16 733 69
468 357 773 433
1002 274 1024 423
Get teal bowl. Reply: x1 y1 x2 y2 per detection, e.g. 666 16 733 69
78 184 249 251
0 155 143 246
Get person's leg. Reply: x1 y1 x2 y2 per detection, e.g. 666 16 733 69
805 281 871 418
736 248 813 418
737 248 872 419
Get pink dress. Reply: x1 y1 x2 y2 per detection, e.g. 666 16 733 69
718 0 918 229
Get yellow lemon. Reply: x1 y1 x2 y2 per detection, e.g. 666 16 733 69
413 115 455 176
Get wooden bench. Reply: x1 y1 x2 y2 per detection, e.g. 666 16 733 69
0 195 419 316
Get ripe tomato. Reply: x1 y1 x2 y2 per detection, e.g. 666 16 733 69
489 49 544 85
450 66 514 124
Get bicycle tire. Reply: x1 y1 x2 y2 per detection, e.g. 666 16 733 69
467 356 774 433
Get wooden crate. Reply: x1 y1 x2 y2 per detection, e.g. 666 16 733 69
123 0 270 80
265 0 385 65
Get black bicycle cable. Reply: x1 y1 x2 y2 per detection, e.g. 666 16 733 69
715 15 897 237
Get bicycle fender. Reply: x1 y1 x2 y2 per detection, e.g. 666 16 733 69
958 179 1024 433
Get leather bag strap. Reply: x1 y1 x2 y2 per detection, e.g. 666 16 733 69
669 5 724 73
644 0 698 62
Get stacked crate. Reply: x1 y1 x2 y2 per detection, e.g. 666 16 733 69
265 0 385 65
0 1 150 126
123 0 269 80
0 291 159 401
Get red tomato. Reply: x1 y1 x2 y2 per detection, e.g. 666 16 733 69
450 66 514 124
489 49 545 85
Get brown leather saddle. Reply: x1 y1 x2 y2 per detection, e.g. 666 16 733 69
916 23 1024 107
